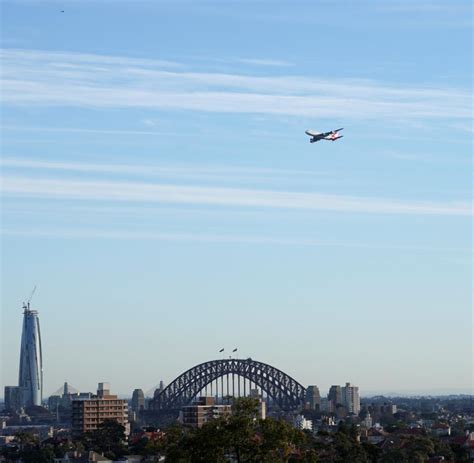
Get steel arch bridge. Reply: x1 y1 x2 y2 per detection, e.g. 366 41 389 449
151 358 306 411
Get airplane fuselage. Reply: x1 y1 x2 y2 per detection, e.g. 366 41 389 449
305 128 344 143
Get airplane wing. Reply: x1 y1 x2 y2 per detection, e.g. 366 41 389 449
324 128 344 136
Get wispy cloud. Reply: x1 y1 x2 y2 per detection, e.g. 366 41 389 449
0 158 329 181
2 175 470 216
0 48 182 69
376 1 472 13
2 228 470 253
1 49 470 121
237 58 293 67
1 125 178 136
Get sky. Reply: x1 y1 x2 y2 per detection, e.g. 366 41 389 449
0 0 472 398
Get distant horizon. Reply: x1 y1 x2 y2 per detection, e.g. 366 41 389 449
1 389 473 403
40 378 474 399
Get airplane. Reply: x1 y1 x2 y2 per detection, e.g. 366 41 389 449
305 128 344 143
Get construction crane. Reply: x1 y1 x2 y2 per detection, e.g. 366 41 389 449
23 285 37 310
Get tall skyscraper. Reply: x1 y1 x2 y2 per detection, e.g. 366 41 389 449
131 389 145 413
305 385 321 411
328 385 342 405
326 383 360 415
341 382 360 415
18 301 43 407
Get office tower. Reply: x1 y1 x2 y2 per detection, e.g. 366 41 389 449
131 389 145 413
18 301 43 407
328 385 342 405
341 382 360 414
305 385 321 411
327 385 343 413
4 386 25 412
72 383 128 437
320 397 329 412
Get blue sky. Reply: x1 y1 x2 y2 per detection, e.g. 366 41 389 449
1 0 472 398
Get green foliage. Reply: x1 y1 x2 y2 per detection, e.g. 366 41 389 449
377 434 468 463
79 418 127 460
385 420 408 433
0 432 56 463
361 441 380 463
449 442 470 462
154 397 316 462
379 448 407 463
19 444 55 463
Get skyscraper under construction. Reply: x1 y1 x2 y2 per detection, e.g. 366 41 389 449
4 292 44 411
18 299 43 406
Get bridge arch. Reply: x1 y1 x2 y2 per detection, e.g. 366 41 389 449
151 358 306 411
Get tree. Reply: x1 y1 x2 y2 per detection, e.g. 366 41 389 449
20 444 55 463
0 432 55 463
257 418 311 462
156 397 319 462
160 423 192 462
402 435 435 460
226 397 260 462
361 441 380 463
188 418 229 462
80 419 127 460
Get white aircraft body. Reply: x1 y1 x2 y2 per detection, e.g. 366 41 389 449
305 128 344 143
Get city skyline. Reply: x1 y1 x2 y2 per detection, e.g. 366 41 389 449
1 0 472 398
2 298 471 399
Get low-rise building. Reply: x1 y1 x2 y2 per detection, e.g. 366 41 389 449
71 383 128 437
431 423 451 437
180 397 231 428
4 386 26 413
367 428 387 445
293 414 313 431
1 424 53 442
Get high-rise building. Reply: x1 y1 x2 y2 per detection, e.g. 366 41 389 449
18 302 43 407
71 383 129 437
305 385 321 411
327 385 342 412
320 397 329 412
131 389 145 413
4 299 43 410
341 382 360 415
326 383 360 415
